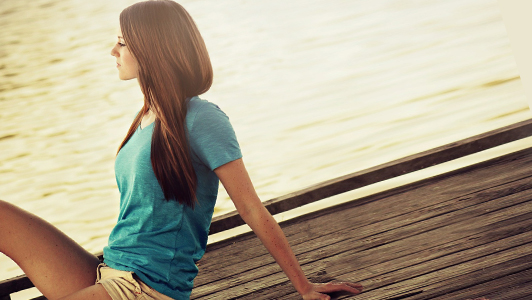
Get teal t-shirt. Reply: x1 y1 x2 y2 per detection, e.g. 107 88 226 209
103 96 242 299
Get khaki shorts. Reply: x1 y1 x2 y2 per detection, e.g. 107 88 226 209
95 263 175 300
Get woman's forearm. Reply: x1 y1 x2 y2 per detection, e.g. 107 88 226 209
239 203 312 295
214 159 311 294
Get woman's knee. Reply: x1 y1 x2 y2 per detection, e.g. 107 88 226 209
0 198 11 213
0 199 31 228
0 199 19 231
0 199 25 254
0 199 31 250
0 199 22 216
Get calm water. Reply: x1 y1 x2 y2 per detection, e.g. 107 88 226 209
0 0 530 285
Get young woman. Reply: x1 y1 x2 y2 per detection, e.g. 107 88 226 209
0 1 363 299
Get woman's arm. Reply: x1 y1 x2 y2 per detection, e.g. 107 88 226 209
214 158 363 300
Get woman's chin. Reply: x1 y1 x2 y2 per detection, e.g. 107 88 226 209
118 74 136 81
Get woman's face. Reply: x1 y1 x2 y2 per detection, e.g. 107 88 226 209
110 27 139 80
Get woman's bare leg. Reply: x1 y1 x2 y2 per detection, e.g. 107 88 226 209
0 199 103 299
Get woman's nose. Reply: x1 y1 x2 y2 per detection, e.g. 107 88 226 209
110 44 119 57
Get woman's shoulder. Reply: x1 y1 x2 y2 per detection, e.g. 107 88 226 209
188 96 222 113
186 96 241 168
188 96 228 118
186 96 231 131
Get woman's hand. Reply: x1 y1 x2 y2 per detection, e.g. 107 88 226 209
300 281 363 300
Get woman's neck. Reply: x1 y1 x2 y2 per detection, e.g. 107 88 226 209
140 109 156 129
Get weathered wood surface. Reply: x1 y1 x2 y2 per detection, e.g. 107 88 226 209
209 118 532 234
192 147 532 299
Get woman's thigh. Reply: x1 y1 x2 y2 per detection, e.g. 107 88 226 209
0 200 101 299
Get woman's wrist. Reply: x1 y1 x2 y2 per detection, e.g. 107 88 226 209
294 279 314 296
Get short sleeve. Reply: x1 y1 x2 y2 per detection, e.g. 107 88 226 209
187 100 242 171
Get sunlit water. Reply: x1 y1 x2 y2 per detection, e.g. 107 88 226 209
0 0 530 286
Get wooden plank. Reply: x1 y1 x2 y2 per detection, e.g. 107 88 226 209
344 214 532 281
192 147 532 299
194 158 532 291
194 149 527 296
428 268 532 300
207 145 532 263
302 246 532 300
200 147 532 280
192 191 532 298
357 239 532 298
194 206 532 299
238 227 532 300
314 217 531 299
287 206 532 299
196 191 532 295
319 213 532 284
194 184 532 293
209 119 532 234
401 255 532 300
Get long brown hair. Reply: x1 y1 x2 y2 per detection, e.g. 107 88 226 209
118 0 213 207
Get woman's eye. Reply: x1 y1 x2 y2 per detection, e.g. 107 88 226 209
118 42 126 47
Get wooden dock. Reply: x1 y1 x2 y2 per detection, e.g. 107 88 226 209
193 119 532 300
193 141 532 299
1 119 532 299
